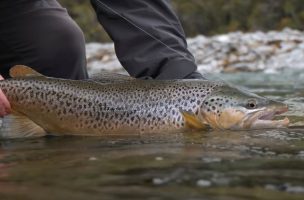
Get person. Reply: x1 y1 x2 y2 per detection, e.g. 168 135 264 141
0 0 204 116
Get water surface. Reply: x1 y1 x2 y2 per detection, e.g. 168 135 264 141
0 70 303 200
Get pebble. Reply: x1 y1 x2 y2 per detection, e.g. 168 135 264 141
265 183 304 193
155 156 164 161
86 28 304 75
201 157 222 163
196 179 212 187
88 157 98 161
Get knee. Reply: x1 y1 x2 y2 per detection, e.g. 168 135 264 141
35 18 87 79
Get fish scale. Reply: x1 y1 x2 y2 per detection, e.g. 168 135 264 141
0 65 289 138
0 76 221 135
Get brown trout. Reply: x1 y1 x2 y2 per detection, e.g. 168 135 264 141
0 65 289 138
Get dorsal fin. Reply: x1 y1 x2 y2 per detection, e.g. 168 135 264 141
9 65 44 78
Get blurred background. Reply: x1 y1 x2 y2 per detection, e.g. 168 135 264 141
56 0 304 75
58 0 304 42
1 2 304 199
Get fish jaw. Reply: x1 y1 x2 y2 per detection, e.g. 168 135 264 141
243 104 289 129
201 104 290 130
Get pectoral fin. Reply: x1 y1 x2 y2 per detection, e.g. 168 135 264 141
0 111 46 139
181 111 208 130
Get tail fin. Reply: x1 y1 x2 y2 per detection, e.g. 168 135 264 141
0 111 46 139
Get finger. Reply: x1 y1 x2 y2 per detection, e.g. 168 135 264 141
0 75 11 117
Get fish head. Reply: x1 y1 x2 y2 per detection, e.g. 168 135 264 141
200 85 289 130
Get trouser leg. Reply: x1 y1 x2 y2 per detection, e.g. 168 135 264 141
91 0 198 80
0 0 88 80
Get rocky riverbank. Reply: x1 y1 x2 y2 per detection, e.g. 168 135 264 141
86 28 304 75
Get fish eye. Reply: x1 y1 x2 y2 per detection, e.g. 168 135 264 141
246 99 257 109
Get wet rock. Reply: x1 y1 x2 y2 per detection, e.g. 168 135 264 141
265 183 304 194
86 43 122 75
196 179 212 187
201 157 222 163
152 177 166 185
86 28 304 75
155 156 164 161
297 151 304 159
88 156 98 161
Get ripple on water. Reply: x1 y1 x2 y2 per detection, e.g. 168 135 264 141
0 71 304 200
255 129 304 141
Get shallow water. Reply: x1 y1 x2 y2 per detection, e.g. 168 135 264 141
0 70 304 200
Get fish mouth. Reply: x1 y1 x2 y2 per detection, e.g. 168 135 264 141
245 105 289 129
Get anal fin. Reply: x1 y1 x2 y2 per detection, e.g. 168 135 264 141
0 111 46 139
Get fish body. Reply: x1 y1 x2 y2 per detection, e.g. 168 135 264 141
0 66 289 138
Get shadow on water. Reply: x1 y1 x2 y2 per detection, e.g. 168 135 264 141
0 70 304 200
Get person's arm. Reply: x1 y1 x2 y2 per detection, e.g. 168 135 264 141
90 0 203 79
0 75 11 117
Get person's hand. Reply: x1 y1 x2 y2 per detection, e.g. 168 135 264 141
0 75 11 117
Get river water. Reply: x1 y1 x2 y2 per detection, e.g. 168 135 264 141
0 70 303 200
